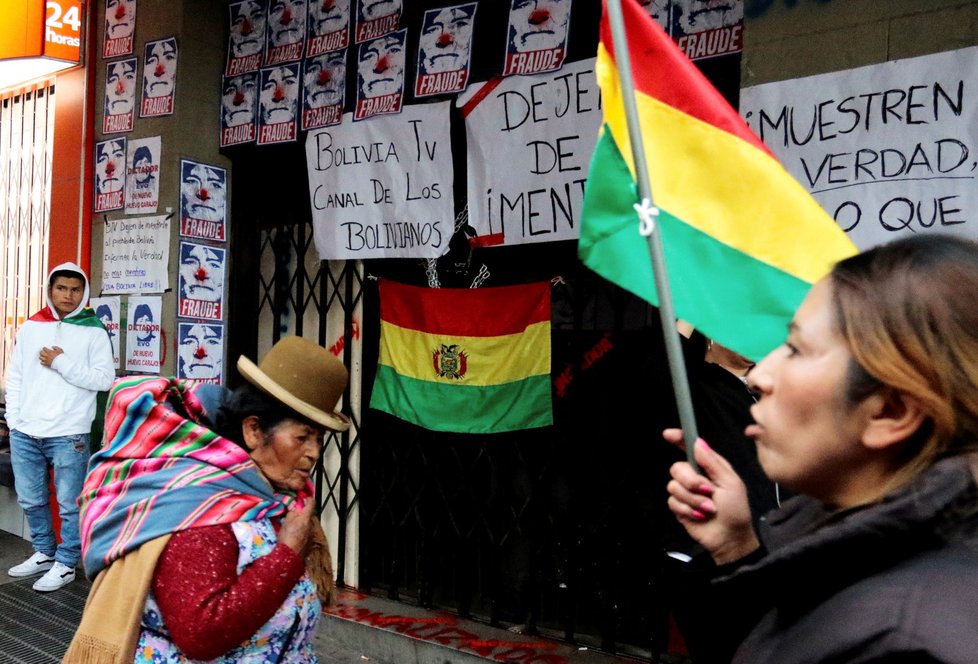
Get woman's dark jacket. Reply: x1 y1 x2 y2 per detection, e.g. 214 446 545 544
714 455 978 663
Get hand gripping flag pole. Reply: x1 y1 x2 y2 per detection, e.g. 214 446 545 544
604 0 701 470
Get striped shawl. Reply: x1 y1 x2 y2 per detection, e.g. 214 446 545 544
79 375 309 578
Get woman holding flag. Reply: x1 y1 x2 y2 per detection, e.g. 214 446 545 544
666 234 978 663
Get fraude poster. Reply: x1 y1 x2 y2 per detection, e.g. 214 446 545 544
460 58 602 247
305 100 455 259
740 45 978 251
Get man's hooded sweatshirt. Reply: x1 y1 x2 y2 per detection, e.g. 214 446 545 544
4 262 115 438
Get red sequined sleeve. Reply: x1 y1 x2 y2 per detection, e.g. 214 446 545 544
151 523 306 660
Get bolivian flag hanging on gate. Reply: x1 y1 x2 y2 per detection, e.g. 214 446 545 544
370 279 553 434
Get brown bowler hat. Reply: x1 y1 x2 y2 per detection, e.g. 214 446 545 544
237 336 351 431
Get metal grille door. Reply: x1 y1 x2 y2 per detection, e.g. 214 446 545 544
257 221 364 587
0 84 55 387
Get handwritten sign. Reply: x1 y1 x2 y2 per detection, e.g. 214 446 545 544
460 58 602 247
740 45 978 250
101 214 170 294
305 101 455 259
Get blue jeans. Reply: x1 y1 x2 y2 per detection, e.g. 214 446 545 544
9 430 90 567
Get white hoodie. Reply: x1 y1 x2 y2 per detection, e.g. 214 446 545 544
4 262 115 437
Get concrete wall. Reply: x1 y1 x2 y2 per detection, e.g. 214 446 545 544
89 0 230 375
77 0 978 374
742 0 978 87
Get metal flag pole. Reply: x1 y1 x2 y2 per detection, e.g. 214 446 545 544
605 0 701 470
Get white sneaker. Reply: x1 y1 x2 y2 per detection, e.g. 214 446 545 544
8 551 55 577
32 562 75 592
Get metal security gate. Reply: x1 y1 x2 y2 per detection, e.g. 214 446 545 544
252 220 365 588
0 83 55 385
243 216 694 661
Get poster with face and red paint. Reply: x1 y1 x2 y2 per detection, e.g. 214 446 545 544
94 137 126 212
354 28 405 121
140 38 178 117
227 0 267 75
176 321 225 384
103 57 137 133
354 0 401 43
221 72 259 146
103 0 136 58
415 3 477 98
502 0 571 77
643 0 744 61
265 0 308 66
302 50 346 130
179 159 227 241
177 241 226 321
258 63 300 143
307 0 351 56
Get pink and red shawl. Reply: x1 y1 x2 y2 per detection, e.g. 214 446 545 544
79 375 311 578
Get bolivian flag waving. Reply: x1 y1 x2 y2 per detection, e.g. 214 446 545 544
579 0 857 361
370 279 553 434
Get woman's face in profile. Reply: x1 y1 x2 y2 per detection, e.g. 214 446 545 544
247 418 324 492
745 278 880 505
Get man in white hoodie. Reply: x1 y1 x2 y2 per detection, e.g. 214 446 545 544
4 263 114 592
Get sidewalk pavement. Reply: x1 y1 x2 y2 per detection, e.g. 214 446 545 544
2 529 664 664
0 529 368 663
319 588 659 664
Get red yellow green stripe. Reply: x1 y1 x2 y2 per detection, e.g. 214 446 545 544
580 0 857 361
370 279 554 434
379 279 550 335
378 320 550 386
596 44 853 285
371 367 552 433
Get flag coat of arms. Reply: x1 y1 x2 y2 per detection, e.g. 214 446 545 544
579 0 857 361
370 279 553 434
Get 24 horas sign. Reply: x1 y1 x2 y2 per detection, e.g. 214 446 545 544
0 1 82 66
